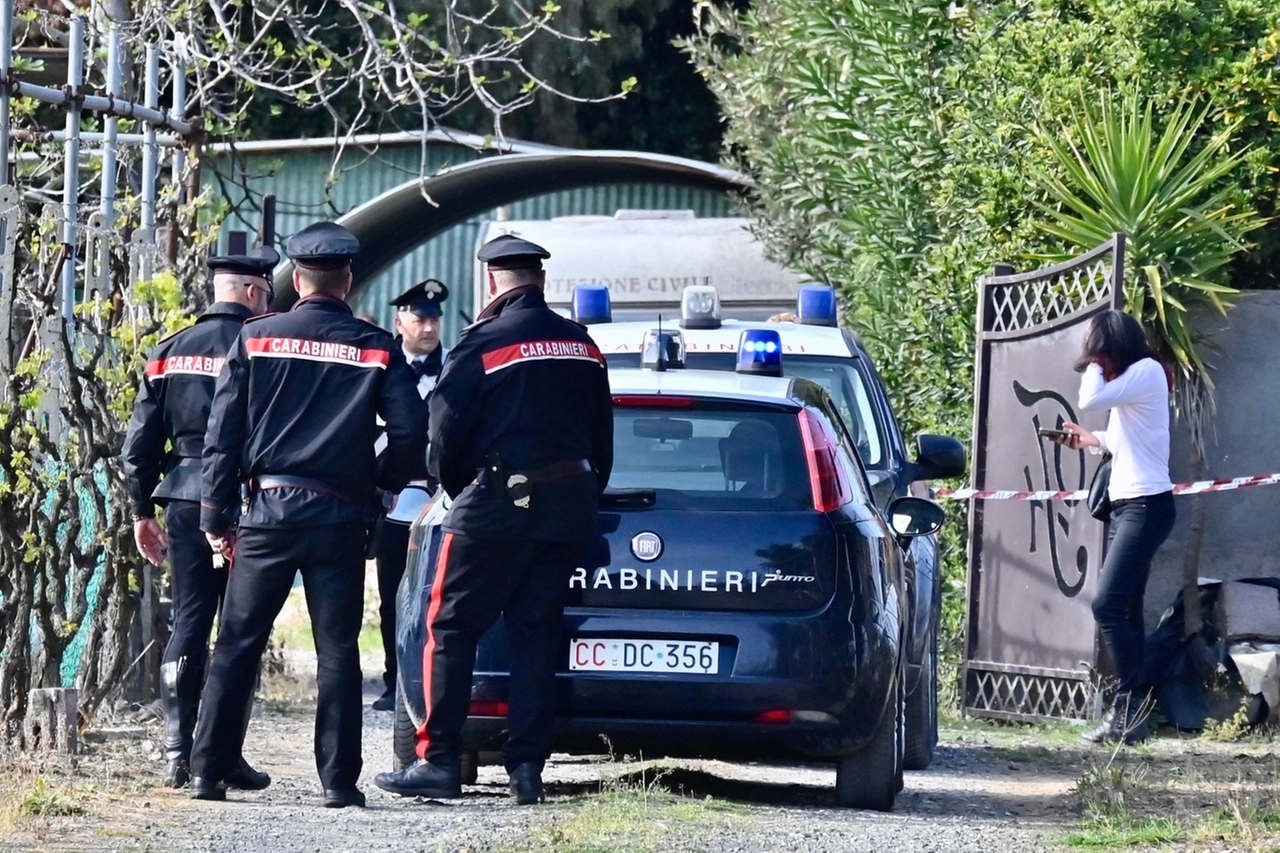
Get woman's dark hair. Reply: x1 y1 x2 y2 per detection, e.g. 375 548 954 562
1074 309 1157 376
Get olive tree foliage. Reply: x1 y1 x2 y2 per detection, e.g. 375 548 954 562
686 0 1278 684
0 1 614 737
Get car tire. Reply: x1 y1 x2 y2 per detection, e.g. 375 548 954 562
903 639 938 771
460 749 479 786
392 678 418 771
836 663 903 811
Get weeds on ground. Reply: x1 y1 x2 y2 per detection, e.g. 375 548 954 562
1067 725 1280 849
498 739 747 853
0 766 88 835
1201 699 1257 743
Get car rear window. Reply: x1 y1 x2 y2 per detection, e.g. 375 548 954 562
606 353 884 467
610 405 813 510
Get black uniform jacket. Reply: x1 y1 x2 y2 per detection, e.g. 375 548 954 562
428 286 613 541
201 295 428 533
122 302 253 518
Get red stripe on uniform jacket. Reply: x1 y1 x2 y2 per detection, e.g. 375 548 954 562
145 355 227 379
481 340 606 375
245 336 391 369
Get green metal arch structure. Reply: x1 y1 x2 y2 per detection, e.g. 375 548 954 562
271 150 750 311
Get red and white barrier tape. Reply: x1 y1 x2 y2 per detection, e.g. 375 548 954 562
936 474 1280 501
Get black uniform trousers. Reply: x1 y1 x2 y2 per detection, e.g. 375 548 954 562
161 501 226 682
190 522 366 790
376 520 412 692
418 533 579 772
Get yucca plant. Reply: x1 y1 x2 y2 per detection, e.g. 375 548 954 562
1030 91 1264 454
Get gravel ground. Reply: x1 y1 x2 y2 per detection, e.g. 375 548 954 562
1 673 1081 853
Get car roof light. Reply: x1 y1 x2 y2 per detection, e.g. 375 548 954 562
642 328 686 371
679 285 721 329
736 329 782 377
571 284 612 325
796 283 838 327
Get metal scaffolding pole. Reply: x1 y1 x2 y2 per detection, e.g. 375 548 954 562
139 46 159 283
60 16 85 322
0 0 12 177
99 28 122 230
170 60 187 203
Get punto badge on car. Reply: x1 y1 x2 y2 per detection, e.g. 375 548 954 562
630 532 663 562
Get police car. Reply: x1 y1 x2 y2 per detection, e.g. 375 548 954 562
576 283 966 771
394 320 952 811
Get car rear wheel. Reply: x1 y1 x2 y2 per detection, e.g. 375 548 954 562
393 678 418 771
903 639 938 771
392 678 481 784
836 664 903 811
460 749 479 786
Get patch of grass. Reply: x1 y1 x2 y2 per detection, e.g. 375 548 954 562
16 777 85 818
496 762 747 853
1066 816 1183 847
943 715 1091 748
1201 700 1256 743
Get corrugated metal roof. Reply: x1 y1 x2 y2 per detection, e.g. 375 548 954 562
208 141 735 346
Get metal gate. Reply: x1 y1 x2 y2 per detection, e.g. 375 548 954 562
963 234 1125 722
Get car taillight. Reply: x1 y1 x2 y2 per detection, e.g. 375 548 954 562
798 410 852 513
612 394 696 408
468 700 509 717
754 709 792 724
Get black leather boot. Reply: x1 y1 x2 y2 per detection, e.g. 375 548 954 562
373 756 462 798
508 763 545 805
161 659 192 788
1081 693 1150 745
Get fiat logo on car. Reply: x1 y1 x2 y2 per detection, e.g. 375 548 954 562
631 532 663 562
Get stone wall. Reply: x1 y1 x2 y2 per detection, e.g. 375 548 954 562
1146 291 1280 626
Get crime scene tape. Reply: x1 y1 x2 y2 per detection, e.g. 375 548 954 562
935 473 1280 501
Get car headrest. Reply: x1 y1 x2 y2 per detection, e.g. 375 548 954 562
719 420 782 487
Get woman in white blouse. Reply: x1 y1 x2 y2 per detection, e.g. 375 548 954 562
1053 310 1176 745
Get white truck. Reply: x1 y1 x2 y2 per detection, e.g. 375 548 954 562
473 211 803 321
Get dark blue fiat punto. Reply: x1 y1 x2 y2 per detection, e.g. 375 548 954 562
392 329 946 810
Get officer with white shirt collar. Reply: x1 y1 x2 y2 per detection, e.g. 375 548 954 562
371 278 450 711
391 278 450 396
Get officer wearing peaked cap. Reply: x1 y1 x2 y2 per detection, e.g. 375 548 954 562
190 221 427 809
369 277 450 713
375 234 613 806
122 244 280 792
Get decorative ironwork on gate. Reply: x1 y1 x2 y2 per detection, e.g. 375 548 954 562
963 234 1125 723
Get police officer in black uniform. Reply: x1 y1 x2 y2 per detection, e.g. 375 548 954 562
122 247 279 791
189 222 427 808
374 235 613 805
371 278 450 712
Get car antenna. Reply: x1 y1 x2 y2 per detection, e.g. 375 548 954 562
655 314 666 372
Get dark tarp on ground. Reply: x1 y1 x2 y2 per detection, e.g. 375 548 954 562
1142 578 1280 730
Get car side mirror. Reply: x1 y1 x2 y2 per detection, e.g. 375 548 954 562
913 434 966 481
886 496 946 538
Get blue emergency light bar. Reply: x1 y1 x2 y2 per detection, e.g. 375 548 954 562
796 284 838 327
736 329 783 377
571 284 612 325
